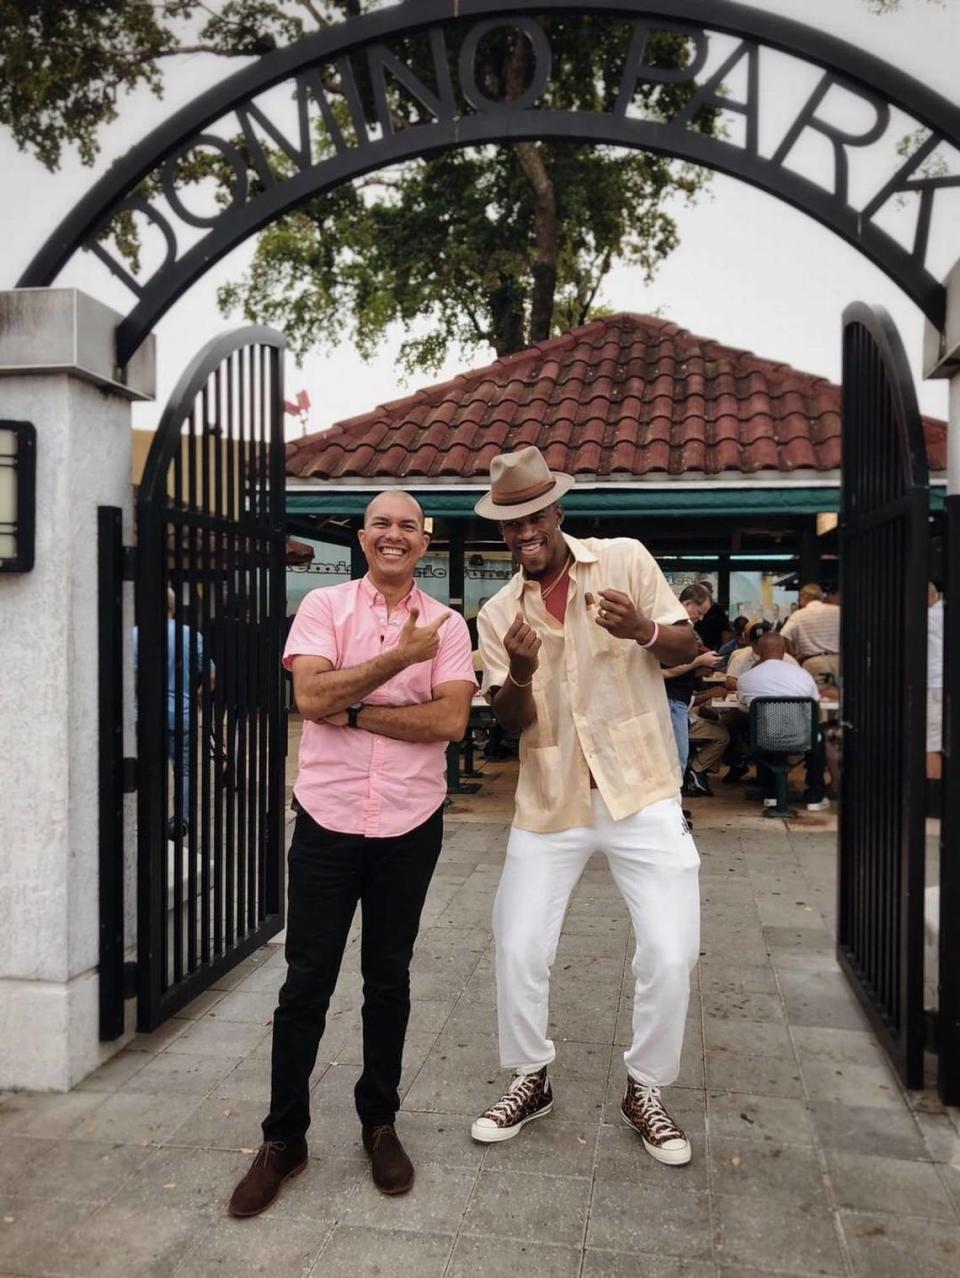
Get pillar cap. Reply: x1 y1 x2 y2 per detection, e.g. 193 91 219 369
924 261 960 379
0 289 155 401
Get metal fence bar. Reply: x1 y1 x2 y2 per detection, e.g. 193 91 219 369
267 343 287 920
223 350 239 952
186 396 200 974
212 360 227 961
939 494 960 1104
199 380 214 969
98 506 127 1040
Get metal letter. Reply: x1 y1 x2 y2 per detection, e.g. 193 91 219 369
771 73 890 207
862 132 960 264
669 39 760 155
367 27 455 134
333 56 370 147
459 18 552 114
161 133 250 230
235 81 316 187
615 22 708 117
86 196 179 300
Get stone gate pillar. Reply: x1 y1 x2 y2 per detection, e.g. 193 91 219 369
0 289 154 1090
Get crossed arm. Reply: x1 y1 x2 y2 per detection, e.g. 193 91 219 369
291 654 474 744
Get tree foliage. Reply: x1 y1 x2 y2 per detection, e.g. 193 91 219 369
3 1 720 367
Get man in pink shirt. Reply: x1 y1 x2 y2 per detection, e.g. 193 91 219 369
230 491 476 1217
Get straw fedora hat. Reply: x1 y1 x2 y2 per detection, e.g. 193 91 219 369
474 445 576 520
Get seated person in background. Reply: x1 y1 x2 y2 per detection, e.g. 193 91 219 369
779 583 840 683
725 620 798 692
716 616 749 665
737 633 829 812
684 710 731 798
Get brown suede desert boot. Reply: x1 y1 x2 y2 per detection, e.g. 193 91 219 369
362 1123 414 1195
228 1139 308 1218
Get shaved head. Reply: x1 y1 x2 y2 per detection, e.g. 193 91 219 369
363 490 425 529
756 632 786 662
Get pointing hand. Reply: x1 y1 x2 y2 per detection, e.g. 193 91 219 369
396 607 449 667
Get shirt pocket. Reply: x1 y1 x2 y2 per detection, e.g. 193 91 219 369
523 665 556 747
608 712 677 788
585 610 628 661
516 744 565 816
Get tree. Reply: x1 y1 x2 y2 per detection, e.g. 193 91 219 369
1 2 718 368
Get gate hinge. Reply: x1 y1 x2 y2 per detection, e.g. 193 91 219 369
925 1007 940 1054
122 757 137 793
122 545 137 581
122 961 138 1000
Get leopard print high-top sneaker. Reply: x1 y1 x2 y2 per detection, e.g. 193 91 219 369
470 1067 553 1143
621 1077 692 1165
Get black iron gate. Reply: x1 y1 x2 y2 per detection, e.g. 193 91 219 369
939 485 960 1104
837 303 928 1088
134 326 287 1031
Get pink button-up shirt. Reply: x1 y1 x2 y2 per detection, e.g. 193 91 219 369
283 576 476 837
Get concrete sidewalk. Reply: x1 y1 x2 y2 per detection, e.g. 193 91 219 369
1 789 959 1276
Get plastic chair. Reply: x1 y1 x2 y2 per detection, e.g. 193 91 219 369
748 697 818 818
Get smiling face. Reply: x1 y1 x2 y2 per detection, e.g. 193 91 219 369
358 492 429 587
499 503 568 580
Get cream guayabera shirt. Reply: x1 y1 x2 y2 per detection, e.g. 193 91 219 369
477 533 688 833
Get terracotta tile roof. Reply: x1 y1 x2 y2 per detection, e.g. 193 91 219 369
285 314 946 481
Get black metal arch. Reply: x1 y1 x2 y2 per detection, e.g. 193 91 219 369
139 323 284 506
18 0 960 364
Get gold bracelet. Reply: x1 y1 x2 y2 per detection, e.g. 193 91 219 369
507 670 534 689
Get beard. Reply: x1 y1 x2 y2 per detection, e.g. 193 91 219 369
522 562 549 580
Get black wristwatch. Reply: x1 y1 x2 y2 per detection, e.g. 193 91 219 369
346 702 364 729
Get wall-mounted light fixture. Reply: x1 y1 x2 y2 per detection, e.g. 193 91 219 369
0 421 36 572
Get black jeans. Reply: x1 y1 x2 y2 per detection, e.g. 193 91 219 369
263 803 443 1141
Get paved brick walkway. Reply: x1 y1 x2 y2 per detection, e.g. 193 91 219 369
1 784 958 1276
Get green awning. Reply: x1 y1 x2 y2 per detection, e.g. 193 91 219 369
288 486 844 517
287 485 945 518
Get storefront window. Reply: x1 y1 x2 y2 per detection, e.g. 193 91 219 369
663 570 719 597
287 538 351 611
730 571 797 626
464 551 514 620
285 538 450 610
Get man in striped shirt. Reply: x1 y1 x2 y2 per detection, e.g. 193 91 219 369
779 584 840 683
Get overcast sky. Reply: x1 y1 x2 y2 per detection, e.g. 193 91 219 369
1 0 958 433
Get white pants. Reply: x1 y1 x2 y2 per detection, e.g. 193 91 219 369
494 792 700 1087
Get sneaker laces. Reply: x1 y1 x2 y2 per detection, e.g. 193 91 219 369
483 1071 543 1125
252 1140 287 1168
366 1124 396 1152
628 1081 684 1142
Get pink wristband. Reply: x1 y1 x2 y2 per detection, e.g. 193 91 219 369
639 620 660 649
